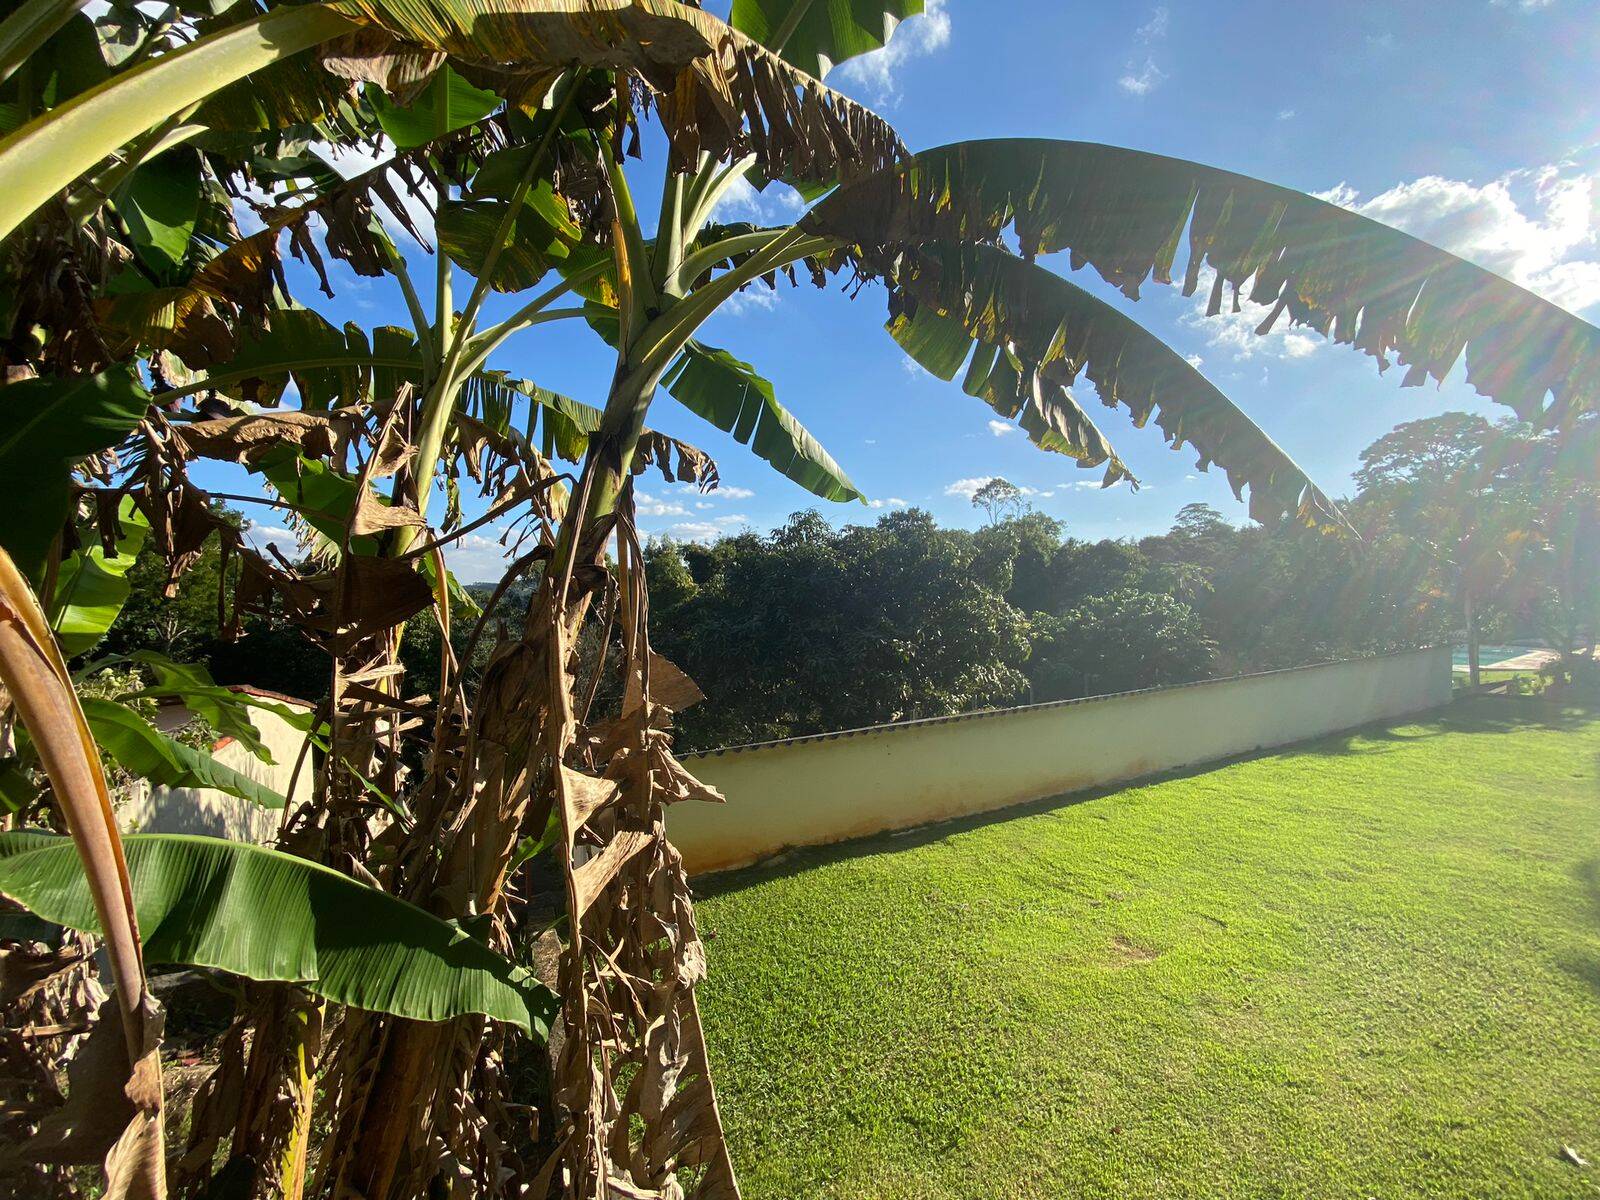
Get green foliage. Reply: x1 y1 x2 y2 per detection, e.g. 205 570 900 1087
650 509 1030 750
115 145 203 280
0 831 558 1034
366 65 501 150
730 0 925 79
0 369 148 583
663 340 863 503
48 494 150 656
1029 589 1215 701
80 697 287 809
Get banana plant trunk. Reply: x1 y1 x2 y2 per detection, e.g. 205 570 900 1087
330 372 739 1200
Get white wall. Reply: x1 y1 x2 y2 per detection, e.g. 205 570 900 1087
118 692 313 844
669 648 1453 875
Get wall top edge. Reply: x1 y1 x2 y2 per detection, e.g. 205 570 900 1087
680 645 1449 761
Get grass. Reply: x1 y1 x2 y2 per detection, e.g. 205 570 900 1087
693 698 1600 1199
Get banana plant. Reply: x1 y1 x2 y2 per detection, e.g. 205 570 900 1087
4 3 1600 1200
253 11 1599 1198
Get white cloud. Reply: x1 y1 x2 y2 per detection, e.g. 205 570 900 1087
987 419 1018 437
245 525 299 557
1317 162 1600 314
1491 0 1554 10
1135 6 1171 40
1277 109 1297 121
663 521 729 543
867 497 909 509
944 476 1061 502
1118 6 1170 96
832 0 952 103
1184 352 1205 369
944 476 997 501
1180 266 1326 361
674 481 753 500
445 532 516 584
722 285 781 316
901 354 926 376
1118 60 1165 96
636 492 690 518
711 173 806 224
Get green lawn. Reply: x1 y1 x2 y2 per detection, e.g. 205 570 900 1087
693 699 1600 1199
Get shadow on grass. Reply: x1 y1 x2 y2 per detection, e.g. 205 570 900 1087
1282 696 1595 759
691 781 1112 900
1561 859 1600 1002
692 698 1599 901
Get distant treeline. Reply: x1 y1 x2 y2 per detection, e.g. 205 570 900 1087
99 412 1596 753
642 500 1444 752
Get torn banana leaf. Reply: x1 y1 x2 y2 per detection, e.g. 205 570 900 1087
884 242 1339 527
805 138 1600 425
324 0 905 185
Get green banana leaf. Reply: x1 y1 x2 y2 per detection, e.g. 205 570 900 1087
730 0 924 78
0 831 558 1034
0 369 149 584
437 185 579 293
114 143 201 280
663 340 862 503
48 494 150 657
366 65 500 149
80 697 288 810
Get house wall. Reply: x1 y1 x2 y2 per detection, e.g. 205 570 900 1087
118 692 313 844
669 647 1454 875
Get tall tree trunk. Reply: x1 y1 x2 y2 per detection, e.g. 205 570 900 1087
1465 589 1481 688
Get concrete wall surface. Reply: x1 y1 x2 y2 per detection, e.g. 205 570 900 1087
669 647 1453 875
118 689 313 844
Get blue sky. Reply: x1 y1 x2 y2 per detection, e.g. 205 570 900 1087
233 0 1600 581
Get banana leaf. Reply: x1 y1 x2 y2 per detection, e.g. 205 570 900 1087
0 831 558 1034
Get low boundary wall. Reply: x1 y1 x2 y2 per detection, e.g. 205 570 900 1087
119 689 314 843
670 647 1453 875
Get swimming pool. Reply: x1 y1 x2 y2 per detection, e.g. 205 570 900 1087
1452 645 1541 669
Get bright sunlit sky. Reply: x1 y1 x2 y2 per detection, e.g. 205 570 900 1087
230 0 1600 581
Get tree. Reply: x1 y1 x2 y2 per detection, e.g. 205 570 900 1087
972 477 1026 524
652 509 1030 749
1479 415 1600 680
1030 589 1216 700
3 2 1599 1198
1354 414 1526 685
